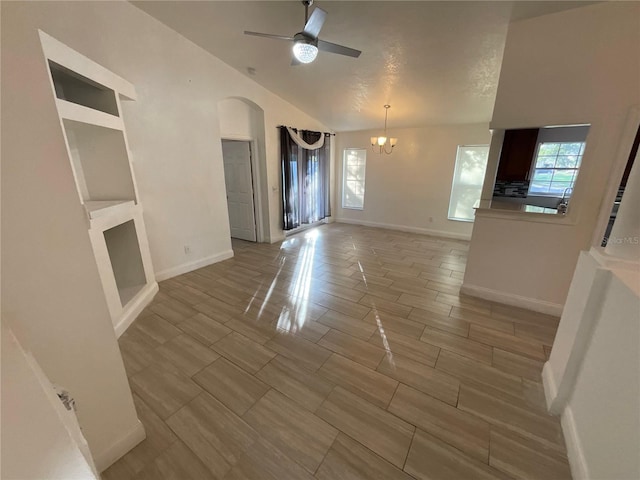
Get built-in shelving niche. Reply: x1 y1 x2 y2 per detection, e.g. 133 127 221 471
63 119 136 203
103 220 147 307
49 60 119 116
40 30 157 337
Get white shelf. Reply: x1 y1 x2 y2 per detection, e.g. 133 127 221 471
84 200 135 219
40 31 137 101
57 99 123 131
41 32 155 338
63 120 136 203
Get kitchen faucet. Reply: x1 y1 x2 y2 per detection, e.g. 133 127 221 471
557 187 573 214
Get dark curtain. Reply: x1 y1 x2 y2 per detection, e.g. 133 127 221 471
281 127 331 230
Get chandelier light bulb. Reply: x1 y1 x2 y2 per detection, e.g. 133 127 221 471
371 105 398 155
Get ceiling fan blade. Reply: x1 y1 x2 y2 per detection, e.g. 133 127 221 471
303 7 327 38
317 40 361 58
244 31 294 41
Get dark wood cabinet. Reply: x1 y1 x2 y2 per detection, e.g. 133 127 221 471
496 128 539 181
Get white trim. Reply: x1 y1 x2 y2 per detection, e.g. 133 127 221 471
460 282 564 316
541 361 558 410
155 250 234 282
56 99 124 131
114 282 159 338
94 420 146 472
560 406 590 480
220 134 252 141
336 218 472 241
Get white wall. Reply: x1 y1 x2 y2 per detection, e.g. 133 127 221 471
565 268 639 480
4 0 330 275
219 98 253 139
544 262 640 480
464 2 640 310
1 0 330 470
2 3 145 469
335 124 490 239
2 323 98 480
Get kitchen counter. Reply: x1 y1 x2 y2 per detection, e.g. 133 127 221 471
474 199 560 215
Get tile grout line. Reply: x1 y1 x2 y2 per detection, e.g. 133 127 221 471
113 224 568 479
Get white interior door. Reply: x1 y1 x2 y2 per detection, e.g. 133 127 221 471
222 140 257 242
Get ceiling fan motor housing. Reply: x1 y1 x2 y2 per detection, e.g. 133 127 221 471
294 32 317 47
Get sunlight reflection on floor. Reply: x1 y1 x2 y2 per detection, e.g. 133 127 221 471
275 229 319 334
353 248 395 368
247 227 394 368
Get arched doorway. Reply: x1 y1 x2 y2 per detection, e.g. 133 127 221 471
217 97 268 242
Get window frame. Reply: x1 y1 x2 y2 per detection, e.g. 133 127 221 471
342 148 367 210
528 141 585 197
448 144 490 223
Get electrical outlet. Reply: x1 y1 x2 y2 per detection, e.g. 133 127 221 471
184 245 191 255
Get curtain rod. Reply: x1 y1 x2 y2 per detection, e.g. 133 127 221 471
278 125 335 136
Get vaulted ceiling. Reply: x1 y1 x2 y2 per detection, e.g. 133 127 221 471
132 1 597 132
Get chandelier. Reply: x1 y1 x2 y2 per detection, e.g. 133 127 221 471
371 105 398 155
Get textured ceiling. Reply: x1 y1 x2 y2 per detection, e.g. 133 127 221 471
132 1 597 132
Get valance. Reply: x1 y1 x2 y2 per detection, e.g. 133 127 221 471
279 126 334 150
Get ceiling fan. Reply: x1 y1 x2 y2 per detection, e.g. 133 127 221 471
244 0 362 65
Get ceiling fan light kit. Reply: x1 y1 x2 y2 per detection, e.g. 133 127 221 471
372 105 398 155
244 0 361 65
292 35 318 63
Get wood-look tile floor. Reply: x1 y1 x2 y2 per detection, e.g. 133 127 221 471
104 224 571 480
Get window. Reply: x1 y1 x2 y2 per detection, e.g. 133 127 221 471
342 149 366 209
448 145 489 222
529 142 585 195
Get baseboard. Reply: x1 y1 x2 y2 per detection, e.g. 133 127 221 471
94 419 146 472
460 283 564 316
541 361 558 412
561 406 589 480
269 233 286 244
335 218 472 241
114 282 159 338
544 365 589 480
155 250 234 282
